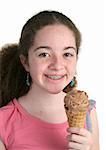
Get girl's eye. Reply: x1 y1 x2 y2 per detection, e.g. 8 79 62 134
38 53 50 58
64 53 74 57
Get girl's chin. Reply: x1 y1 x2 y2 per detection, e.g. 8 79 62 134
49 91 62 94
46 88 64 94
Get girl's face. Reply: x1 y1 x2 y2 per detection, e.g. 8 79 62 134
23 24 77 94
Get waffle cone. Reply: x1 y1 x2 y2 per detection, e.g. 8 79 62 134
65 110 87 128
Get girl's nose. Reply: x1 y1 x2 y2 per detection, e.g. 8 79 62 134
48 55 64 71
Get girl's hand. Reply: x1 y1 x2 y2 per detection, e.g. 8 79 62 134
67 127 93 150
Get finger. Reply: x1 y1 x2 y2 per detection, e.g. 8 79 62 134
67 127 91 137
68 141 82 149
68 141 90 150
67 134 89 144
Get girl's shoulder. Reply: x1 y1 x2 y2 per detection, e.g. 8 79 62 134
0 100 15 113
0 99 18 124
0 100 16 142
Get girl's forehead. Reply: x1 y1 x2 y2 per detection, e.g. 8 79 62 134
35 24 75 36
33 24 76 45
29 24 77 53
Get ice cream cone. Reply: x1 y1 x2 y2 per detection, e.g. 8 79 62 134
65 109 87 128
64 89 89 128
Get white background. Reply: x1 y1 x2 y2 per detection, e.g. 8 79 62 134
0 0 105 149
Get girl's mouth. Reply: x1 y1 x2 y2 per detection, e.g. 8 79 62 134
45 75 65 80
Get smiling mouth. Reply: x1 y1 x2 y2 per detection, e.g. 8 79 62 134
45 75 65 80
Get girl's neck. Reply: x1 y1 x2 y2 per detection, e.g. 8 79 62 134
19 84 66 111
26 89 65 110
18 87 67 124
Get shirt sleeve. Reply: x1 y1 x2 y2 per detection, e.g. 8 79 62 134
86 100 96 132
0 110 5 143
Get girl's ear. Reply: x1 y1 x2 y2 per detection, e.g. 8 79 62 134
19 54 29 72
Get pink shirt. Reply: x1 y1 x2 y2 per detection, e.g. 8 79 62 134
0 99 68 150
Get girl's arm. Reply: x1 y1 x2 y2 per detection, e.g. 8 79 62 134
0 140 6 150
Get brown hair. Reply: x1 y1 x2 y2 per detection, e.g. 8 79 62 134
0 10 81 107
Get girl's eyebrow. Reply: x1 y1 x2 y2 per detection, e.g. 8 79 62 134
34 46 76 51
64 46 76 51
34 46 51 51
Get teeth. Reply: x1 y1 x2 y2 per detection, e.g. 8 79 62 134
47 75 63 80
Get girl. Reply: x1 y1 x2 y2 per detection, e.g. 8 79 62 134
0 10 99 150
